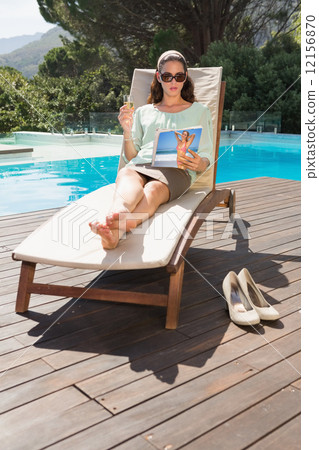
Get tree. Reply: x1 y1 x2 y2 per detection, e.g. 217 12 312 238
200 36 300 133
37 0 301 66
29 64 128 133
0 60 129 134
200 42 264 111
0 67 37 132
148 29 185 67
38 46 76 78
35 38 130 131
259 34 300 132
38 38 121 78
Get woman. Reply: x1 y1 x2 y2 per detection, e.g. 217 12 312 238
175 130 195 169
90 50 214 249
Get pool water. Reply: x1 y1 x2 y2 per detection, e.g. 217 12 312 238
1 156 119 216
217 135 301 182
0 134 300 216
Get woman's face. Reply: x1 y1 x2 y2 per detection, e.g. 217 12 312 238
157 60 187 100
182 131 189 141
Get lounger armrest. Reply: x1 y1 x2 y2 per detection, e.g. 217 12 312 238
167 188 231 273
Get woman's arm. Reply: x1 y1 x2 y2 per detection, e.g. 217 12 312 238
118 104 138 161
185 133 195 149
174 131 182 143
178 107 214 172
123 137 138 161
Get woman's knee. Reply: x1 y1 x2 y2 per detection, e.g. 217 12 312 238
117 166 136 179
116 167 145 185
144 181 170 205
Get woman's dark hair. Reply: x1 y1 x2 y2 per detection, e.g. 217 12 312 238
147 52 196 104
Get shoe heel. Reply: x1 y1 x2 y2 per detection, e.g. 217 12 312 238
238 268 280 321
222 271 260 326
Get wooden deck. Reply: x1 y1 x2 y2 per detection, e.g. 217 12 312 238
0 177 301 449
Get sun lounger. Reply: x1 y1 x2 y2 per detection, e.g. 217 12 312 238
12 67 235 329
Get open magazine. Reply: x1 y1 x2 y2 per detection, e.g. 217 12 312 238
151 126 203 168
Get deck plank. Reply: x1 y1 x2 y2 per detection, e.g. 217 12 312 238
179 385 301 450
1 388 109 450
0 178 301 449
138 353 300 450
248 415 301 450
47 354 300 450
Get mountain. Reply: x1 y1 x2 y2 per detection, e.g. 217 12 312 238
0 26 72 78
0 32 44 54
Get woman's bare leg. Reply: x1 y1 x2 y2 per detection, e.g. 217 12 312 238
110 167 147 213
120 180 170 232
89 168 170 249
89 167 146 249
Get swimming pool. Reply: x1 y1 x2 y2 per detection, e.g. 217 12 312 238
217 132 300 182
0 132 300 216
1 156 119 216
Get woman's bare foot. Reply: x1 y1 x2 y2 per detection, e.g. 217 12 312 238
89 209 148 249
105 211 148 233
89 220 123 249
105 212 128 231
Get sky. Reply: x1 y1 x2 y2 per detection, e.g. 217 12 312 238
0 0 54 39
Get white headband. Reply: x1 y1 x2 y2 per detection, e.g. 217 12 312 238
157 50 187 69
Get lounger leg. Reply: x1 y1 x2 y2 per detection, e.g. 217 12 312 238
16 261 36 312
165 260 185 329
229 189 236 220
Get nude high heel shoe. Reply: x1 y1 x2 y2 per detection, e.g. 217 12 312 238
222 271 260 326
238 268 280 321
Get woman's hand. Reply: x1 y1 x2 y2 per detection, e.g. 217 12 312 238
118 104 137 161
118 104 134 136
177 149 209 172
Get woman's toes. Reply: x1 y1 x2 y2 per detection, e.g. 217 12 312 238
89 220 100 233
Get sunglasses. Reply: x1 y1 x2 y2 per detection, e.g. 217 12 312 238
160 72 187 83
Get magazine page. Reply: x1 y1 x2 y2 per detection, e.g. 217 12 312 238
152 126 202 168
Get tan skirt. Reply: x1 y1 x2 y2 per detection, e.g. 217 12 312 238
131 164 191 201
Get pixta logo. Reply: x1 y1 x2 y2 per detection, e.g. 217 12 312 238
51 203 98 249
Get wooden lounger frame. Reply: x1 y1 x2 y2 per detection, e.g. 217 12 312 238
14 82 235 329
